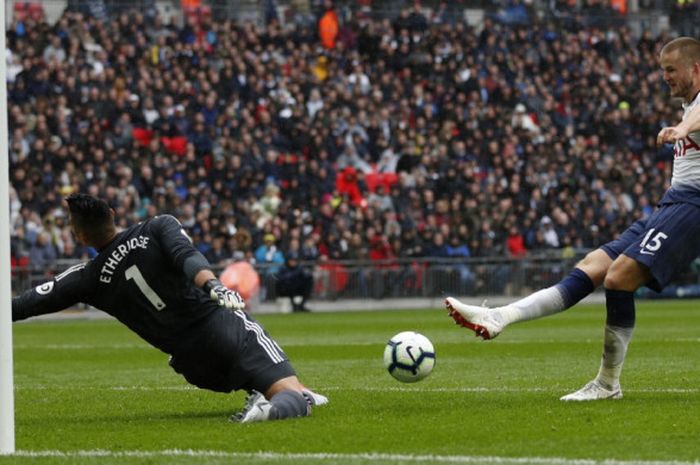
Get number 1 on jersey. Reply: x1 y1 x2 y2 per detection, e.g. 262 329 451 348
125 264 166 310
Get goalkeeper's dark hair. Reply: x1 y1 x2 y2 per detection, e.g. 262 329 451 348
65 193 114 242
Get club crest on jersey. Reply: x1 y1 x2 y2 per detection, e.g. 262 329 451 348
35 281 54 295
674 136 700 158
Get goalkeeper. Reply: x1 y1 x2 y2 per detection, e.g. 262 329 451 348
12 193 327 422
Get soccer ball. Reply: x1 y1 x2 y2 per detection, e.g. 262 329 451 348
383 331 435 383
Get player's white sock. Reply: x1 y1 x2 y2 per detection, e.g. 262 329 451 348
495 286 566 326
594 325 634 390
489 268 593 330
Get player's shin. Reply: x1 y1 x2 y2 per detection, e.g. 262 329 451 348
595 289 636 390
233 390 311 422
497 286 565 325
497 269 594 326
269 390 311 420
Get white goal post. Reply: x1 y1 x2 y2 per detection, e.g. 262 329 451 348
0 0 16 454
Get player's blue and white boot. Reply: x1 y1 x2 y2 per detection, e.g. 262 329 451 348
445 297 504 340
560 380 622 401
231 391 272 423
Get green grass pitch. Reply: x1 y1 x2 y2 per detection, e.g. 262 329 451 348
4 300 700 465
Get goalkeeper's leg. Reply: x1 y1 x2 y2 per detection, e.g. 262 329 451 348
232 375 328 422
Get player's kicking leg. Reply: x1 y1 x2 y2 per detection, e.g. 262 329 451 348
446 249 610 339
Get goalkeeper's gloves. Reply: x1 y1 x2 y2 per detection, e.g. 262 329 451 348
203 279 245 310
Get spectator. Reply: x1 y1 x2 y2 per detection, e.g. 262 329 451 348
274 252 314 312
511 103 540 137
446 235 475 294
254 233 285 298
318 1 339 49
205 235 230 266
28 231 57 271
506 225 527 258
42 36 66 64
540 216 560 249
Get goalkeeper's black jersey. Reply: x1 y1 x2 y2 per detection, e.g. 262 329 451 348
12 215 219 354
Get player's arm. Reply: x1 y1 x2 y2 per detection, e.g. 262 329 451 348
12 264 87 321
657 104 700 145
151 215 244 309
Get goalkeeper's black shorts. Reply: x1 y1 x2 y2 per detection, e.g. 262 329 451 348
168 308 296 393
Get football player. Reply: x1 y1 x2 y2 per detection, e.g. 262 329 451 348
446 37 700 401
13 193 327 422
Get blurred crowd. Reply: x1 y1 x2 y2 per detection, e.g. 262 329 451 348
7 0 682 278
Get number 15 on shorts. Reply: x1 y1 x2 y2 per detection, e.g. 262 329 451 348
639 228 668 256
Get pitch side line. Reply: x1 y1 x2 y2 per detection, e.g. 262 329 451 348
7 449 700 465
14 385 700 394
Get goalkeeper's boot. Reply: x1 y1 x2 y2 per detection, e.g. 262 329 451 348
302 389 329 406
445 297 504 340
231 391 273 423
560 380 622 401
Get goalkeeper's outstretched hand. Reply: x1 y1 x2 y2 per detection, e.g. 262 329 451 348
204 279 245 310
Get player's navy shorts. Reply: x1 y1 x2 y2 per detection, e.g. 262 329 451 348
601 202 700 291
168 308 295 393
600 218 647 260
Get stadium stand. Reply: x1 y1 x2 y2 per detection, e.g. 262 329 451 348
7 0 700 302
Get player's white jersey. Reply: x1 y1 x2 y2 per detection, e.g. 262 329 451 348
673 93 700 190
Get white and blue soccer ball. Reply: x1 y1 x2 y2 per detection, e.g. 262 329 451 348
383 331 435 383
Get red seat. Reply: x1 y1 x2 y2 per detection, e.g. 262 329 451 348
13 3 27 21
28 2 44 21
132 128 154 147
365 172 398 193
14 2 44 22
161 136 188 156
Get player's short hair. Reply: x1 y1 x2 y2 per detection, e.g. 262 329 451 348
65 193 114 241
661 37 700 66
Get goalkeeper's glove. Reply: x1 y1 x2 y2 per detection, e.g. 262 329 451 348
203 279 245 310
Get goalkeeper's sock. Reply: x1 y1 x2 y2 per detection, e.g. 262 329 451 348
497 268 594 325
269 390 310 420
594 289 635 390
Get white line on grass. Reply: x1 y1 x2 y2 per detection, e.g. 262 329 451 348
7 449 700 465
14 385 700 394
319 386 700 394
13 337 700 350
15 385 199 391
12 344 150 350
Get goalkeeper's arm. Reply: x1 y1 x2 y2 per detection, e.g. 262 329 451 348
150 215 244 310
